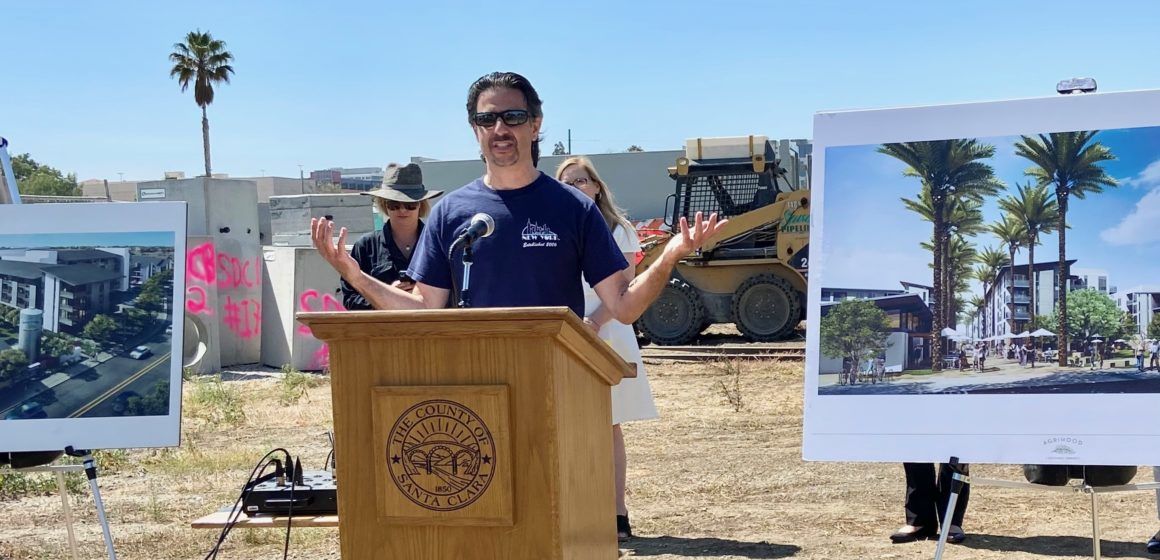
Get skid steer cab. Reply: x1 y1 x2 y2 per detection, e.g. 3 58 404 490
634 136 810 345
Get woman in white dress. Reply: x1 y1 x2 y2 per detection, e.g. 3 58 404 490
556 156 660 541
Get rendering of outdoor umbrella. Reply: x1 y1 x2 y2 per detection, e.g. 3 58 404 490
1030 328 1055 337
940 327 960 337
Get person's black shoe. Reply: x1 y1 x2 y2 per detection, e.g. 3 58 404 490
617 514 632 542
1147 530 1160 554
890 525 936 543
946 528 967 544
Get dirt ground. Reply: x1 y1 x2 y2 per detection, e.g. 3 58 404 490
2 357 1159 560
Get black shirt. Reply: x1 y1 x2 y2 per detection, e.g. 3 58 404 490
340 220 424 310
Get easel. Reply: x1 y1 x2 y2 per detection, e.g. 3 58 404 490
932 451 1160 560
0 137 119 560
932 457 968 560
0 462 85 560
971 476 1160 560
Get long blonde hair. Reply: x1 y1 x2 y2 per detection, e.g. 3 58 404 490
555 156 632 233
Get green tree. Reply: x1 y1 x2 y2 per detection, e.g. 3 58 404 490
41 332 75 359
820 299 892 373
136 291 164 314
0 348 29 383
82 314 118 344
627 145 644 152
552 141 567 156
883 140 1003 371
5 153 79 196
169 30 235 177
1047 290 1122 350
1015 131 1117 362
997 182 1059 343
1149 314 1160 341
123 381 170 416
1119 310 1139 342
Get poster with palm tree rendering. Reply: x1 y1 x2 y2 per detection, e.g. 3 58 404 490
804 89 1160 464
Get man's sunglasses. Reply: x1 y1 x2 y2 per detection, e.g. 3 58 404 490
386 201 420 211
471 109 530 128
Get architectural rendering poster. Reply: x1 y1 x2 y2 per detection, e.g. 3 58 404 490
804 89 1160 465
0 202 186 451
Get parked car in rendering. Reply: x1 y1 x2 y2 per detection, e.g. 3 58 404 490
4 402 47 420
129 345 152 360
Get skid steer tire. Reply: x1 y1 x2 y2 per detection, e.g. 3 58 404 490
732 274 800 342
634 278 705 346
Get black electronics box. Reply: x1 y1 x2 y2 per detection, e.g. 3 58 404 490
241 470 337 516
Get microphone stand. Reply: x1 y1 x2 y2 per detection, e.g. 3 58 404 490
457 243 473 309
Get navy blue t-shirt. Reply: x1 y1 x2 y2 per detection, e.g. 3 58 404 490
407 173 628 317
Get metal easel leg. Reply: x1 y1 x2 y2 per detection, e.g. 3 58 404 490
934 457 968 560
55 470 79 560
1090 487 1101 560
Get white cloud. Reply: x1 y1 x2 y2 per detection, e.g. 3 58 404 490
1100 186 1160 246
1120 159 1160 189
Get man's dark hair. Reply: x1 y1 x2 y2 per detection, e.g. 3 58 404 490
467 71 543 166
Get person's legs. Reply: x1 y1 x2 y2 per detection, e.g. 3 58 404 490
937 463 970 527
613 424 630 540
614 424 627 516
902 463 938 528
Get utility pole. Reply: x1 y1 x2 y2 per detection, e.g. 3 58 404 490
298 164 305 194
567 129 572 155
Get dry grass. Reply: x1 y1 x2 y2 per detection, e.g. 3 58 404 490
1 362 1158 559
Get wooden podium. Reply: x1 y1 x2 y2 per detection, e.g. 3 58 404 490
297 307 634 559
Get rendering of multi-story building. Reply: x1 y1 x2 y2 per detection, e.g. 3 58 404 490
1071 267 1115 296
0 249 128 333
130 254 173 287
1120 285 1160 339
819 287 905 303
980 260 1076 339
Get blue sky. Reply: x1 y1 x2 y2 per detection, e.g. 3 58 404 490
0 232 174 249
3 1 1160 182
822 126 1160 294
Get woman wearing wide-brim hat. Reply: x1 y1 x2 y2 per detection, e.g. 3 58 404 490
340 163 443 310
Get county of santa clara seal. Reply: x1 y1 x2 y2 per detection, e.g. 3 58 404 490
387 399 496 511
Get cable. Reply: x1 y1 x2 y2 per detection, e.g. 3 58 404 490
204 448 292 560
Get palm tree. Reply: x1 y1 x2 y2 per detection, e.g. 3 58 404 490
884 140 1002 371
997 182 1059 345
902 192 984 327
974 246 1010 337
988 214 1027 336
169 30 235 177
1015 131 1117 365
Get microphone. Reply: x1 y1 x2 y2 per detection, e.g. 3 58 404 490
450 213 495 251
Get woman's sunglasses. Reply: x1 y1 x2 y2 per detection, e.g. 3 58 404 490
471 109 530 128
386 202 420 211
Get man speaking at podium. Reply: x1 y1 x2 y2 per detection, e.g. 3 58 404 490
311 71 726 328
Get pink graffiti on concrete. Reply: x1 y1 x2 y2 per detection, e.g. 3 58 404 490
185 242 263 338
217 254 259 289
296 289 345 335
186 285 212 316
309 345 331 371
297 288 345 370
222 295 261 339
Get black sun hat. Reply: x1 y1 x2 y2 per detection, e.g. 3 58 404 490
363 163 443 203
